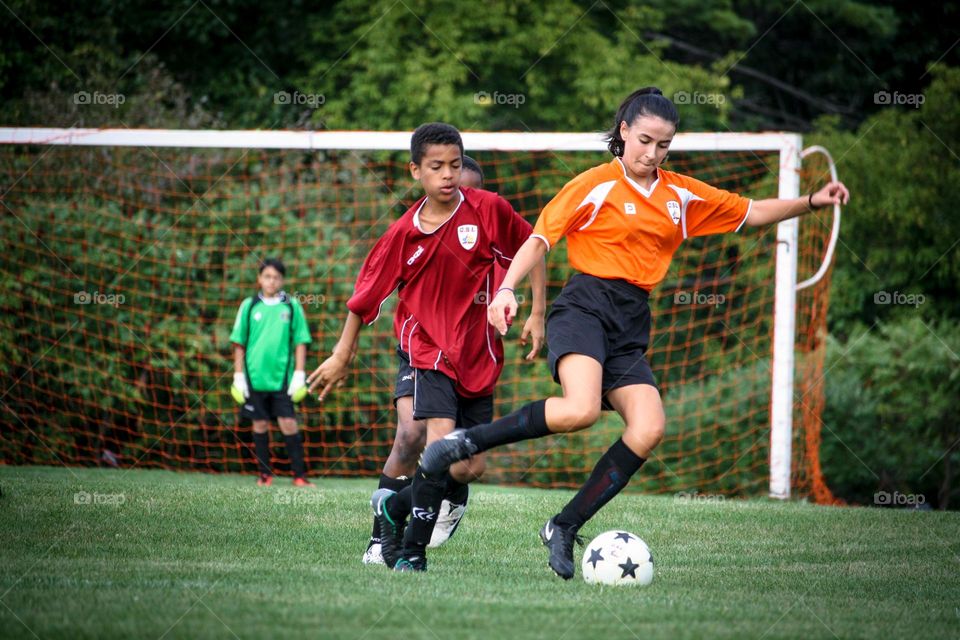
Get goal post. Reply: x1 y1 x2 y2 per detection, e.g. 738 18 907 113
0 127 836 501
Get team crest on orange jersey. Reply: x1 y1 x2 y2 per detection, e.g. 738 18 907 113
458 224 478 250
666 201 681 225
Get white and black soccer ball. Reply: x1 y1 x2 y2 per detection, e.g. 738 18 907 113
581 530 654 586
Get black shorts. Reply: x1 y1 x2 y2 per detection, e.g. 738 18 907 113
412 367 493 426
242 390 295 421
546 273 658 407
393 346 415 404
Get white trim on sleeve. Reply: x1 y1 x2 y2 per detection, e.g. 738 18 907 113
531 234 551 251
734 200 753 232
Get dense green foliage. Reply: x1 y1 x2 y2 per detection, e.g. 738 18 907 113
820 317 960 509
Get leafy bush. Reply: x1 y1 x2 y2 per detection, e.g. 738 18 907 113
819 316 960 509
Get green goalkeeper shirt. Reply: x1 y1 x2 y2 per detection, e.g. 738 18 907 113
229 292 312 392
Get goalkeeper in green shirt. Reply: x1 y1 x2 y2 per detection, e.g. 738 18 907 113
229 258 314 487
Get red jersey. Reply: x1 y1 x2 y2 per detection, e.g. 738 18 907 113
391 193 510 349
349 187 532 397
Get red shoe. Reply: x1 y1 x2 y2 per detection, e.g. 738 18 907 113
292 477 315 488
256 474 273 487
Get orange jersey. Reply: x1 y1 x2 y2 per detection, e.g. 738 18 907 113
532 158 752 291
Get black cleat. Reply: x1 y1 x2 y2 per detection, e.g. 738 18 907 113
393 555 427 572
539 516 583 580
371 489 405 569
420 430 479 476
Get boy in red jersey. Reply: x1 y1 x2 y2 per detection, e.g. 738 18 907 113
309 124 546 571
361 155 514 565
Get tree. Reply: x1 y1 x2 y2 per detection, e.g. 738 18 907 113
812 65 960 332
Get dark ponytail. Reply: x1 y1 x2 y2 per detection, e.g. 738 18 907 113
604 87 680 157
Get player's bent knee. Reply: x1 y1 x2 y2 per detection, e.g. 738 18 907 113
565 403 601 431
547 396 601 432
647 419 665 448
624 416 665 456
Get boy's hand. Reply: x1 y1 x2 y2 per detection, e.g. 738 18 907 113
307 353 350 402
519 313 545 361
231 372 249 404
287 370 307 403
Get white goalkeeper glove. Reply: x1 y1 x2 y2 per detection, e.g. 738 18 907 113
287 370 307 403
231 372 249 404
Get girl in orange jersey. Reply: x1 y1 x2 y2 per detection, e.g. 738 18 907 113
421 87 849 580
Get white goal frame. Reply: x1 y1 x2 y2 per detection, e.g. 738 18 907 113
0 127 829 499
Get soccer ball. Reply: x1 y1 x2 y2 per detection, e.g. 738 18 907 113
581 530 654 586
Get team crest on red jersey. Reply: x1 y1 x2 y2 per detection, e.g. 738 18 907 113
458 224 478 250
666 201 681 225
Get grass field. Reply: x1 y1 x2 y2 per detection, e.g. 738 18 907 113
1 466 958 639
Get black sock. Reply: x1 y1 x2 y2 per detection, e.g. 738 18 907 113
253 432 272 476
283 433 307 479
371 474 413 540
555 438 645 531
401 467 450 558
444 477 469 506
387 483 413 521
468 399 550 452
380 473 413 492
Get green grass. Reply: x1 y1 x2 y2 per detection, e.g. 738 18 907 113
1 466 958 639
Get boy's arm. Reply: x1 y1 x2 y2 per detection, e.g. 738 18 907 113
528 256 547 316
228 299 252 401
519 255 547 361
308 224 402 401
233 344 245 373
307 310 363 401
294 343 307 371
231 343 249 401
286 343 309 399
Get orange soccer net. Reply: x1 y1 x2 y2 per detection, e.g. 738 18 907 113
0 137 837 500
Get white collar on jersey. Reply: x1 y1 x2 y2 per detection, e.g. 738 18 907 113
258 291 286 306
413 189 465 234
616 157 660 199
